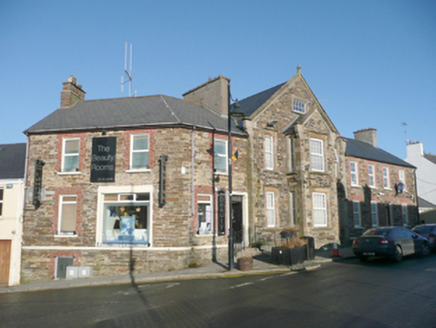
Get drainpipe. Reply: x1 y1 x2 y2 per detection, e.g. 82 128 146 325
11 180 24 285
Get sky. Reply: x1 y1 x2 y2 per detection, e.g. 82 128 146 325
1 1 435 160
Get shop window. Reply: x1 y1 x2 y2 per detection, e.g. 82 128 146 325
102 193 150 245
62 138 80 172
58 195 77 235
214 139 228 174
130 134 149 170
197 194 212 235
313 193 327 227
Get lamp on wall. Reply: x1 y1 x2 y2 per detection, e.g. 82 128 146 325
396 182 405 194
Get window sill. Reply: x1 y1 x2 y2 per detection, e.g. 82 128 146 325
57 171 81 176
196 233 214 237
351 185 361 188
54 234 78 238
126 169 151 173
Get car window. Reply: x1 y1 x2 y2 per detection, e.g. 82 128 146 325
363 229 391 237
414 227 429 234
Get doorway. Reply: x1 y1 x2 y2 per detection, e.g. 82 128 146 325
232 196 243 244
0 240 11 285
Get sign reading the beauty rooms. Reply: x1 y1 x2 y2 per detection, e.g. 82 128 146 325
90 137 117 183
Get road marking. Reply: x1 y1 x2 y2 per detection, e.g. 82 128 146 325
165 283 180 289
230 282 254 289
258 276 274 281
280 272 298 276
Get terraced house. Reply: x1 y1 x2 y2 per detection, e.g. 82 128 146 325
20 68 418 282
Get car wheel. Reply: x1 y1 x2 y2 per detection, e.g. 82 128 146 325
421 243 430 256
358 255 368 262
393 245 403 262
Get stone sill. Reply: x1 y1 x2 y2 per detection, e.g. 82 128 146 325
57 171 82 176
125 169 151 173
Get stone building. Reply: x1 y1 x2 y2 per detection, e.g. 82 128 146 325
338 128 419 244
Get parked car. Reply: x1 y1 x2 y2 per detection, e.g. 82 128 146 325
412 224 436 251
352 226 429 262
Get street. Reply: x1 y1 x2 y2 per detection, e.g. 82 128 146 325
1 254 436 327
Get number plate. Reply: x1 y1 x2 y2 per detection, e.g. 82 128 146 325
363 252 375 256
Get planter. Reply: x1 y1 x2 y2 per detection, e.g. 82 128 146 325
271 246 307 266
237 257 253 271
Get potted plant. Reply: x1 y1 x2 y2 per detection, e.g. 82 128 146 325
271 236 308 266
237 256 253 271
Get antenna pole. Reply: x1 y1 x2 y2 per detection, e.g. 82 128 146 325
402 122 408 145
121 42 134 97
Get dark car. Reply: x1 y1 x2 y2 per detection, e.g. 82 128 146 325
352 226 429 262
412 224 436 251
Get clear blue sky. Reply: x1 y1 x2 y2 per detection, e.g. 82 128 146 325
1 1 435 159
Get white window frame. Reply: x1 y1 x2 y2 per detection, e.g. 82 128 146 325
197 194 213 236
288 137 294 172
353 200 361 228
313 192 327 227
334 149 338 177
310 138 324 172
265 135 274 170
0 188 3 217
214 139 228 174
290 191 296 226
266 192 275 227
402 203 409 226
130 134 150 171
368 164 375 188
371 201 379 227
58 195 77 236
350 161 359 186
293 99 306 114
399 169 406 189
383 167 390 189
61 138 80 173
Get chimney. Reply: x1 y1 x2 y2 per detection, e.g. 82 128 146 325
182 75 230 116
406 141 424 158
354 128 377 147
60 75 86 108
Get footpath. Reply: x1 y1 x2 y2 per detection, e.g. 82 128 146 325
0 245 355 294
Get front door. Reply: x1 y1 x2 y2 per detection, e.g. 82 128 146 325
0 240 11 285
232 196 243 243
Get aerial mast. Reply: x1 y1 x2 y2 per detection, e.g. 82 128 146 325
121 42 133 96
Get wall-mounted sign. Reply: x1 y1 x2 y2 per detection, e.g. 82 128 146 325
90 137 117 183
33 159 45 209
218 189 226 236
6 184 13 189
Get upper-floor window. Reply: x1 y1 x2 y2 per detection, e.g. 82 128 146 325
130 134 149 170
371 201 379 227
0 188 3 217
353 201 361 227
197 194 212 235
62 138 79 172
288 137 294 172
290 191 296 226
350 161 359 186
265 135 274 170
368 164 375 187
310 138 324 172
266 192 275 227
58 195 77 235
383 167 390 189
398 169 406 189
313 192 327 227
334 149 338 177
402 203 408 226
214 139 228 174
293 100 306 114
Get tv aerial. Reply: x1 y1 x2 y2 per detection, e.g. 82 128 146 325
121 42 135 96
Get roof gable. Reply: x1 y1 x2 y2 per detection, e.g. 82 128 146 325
0 143 26 179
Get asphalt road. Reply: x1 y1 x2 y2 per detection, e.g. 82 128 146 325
2 254 436 328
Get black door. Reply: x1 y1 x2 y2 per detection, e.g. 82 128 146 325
232 196 243 243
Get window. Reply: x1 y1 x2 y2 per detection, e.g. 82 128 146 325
313 193 327 227
293 100 306 114
383 167 390 189
353 201 361 227
197 194 212 235
62 138 79 172
290 191 296 226
214 139 228 174
334 149 338 177
58 196 77 235
310 138 324 172
371 201 379 227
350 161 359 186
402 203 408 226
130 134 149 170
266 192 275 227
368 164 375 187
102 193 150 245
399 169 406 189
265 135 274 170
0 188 3 217
288 138 294 172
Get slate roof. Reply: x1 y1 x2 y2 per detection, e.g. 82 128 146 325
0 143 26 180
344 137 415 168
24 95 244 135
418 196 436 209
237 83 286 117
424 153 436 165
